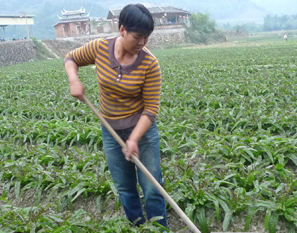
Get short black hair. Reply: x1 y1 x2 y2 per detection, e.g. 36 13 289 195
119 4 154 36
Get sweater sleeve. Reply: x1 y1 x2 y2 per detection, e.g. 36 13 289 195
142 58 162 122
64 39 101 66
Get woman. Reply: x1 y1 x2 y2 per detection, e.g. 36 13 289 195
64 4 168 228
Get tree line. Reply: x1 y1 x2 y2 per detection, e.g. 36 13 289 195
263 14 297 31
187 12 297 44
223 14 297 33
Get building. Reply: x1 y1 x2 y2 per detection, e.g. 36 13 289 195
0 14 35 39
149 6 191 29
53 8 90 38
105 6 191 32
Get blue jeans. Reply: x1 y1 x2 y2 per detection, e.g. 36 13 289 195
102 122 168 228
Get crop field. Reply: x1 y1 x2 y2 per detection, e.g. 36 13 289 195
1 38 297 233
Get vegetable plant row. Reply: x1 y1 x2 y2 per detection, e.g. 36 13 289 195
0 39 297 232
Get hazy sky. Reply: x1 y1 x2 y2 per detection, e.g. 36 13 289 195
249 0 297 15
2 0 297 17
107 0 297 16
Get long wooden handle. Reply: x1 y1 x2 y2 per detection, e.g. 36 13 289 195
82 95 201 233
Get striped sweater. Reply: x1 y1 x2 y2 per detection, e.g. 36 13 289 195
65 37 161 130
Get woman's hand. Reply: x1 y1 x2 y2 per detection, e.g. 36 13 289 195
69 79 85 101
122 139 139 161
122 115 152 161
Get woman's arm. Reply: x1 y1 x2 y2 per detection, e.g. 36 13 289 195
64 39 102 100
65 60 85 101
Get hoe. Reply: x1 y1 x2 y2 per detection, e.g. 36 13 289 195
82 95 258 233
82 95 201 233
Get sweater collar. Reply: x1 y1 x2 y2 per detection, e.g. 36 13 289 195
107 37 145 74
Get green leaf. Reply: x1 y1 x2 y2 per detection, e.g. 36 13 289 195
71 188 86 202
196 206 209 233
46 215 64 223
68 183 85 197
269 212 279 233
0 171 3 182
185 204 195 220
96 195 102 214
265 209 272 231
261 146 274 163
275 164 284 171
223 211 233 232
287 154 297 166
15 180 21 199
218 199 233 232
149 216 164 223
244 207 259 231
207 193 221 221
108 181 119 197
275 183 285 194
82 162 93 172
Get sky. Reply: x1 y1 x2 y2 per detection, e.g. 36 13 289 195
249 0 297 15
2 0 297 16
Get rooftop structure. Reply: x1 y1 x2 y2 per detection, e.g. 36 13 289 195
0 14 35 26
61 7 87 17
53 8 91 38
106 6 191 31
0 14 35 39
107 6 190 19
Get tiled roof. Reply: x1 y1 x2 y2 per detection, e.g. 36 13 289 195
53 18 89 27
148 6 190 14
107 6 190 19
61 8 86 16
108 9 122 18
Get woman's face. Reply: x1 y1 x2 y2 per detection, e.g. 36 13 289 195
120 26 149 54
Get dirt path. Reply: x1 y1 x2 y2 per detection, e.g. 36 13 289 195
41 41 60 58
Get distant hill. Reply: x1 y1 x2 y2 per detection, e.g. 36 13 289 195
0 0 269 39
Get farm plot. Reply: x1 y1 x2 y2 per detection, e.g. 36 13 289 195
0 40 297 233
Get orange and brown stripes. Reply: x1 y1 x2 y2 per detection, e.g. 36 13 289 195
65 37 161 122
65 39 101 66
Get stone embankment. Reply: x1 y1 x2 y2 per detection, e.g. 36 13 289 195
0 28 187 66
0 40 36 67
148 28 187 48
44 28 187 58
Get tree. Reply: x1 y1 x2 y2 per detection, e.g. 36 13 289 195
186 12 225 44
263 14 297 31
190 12 216 34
